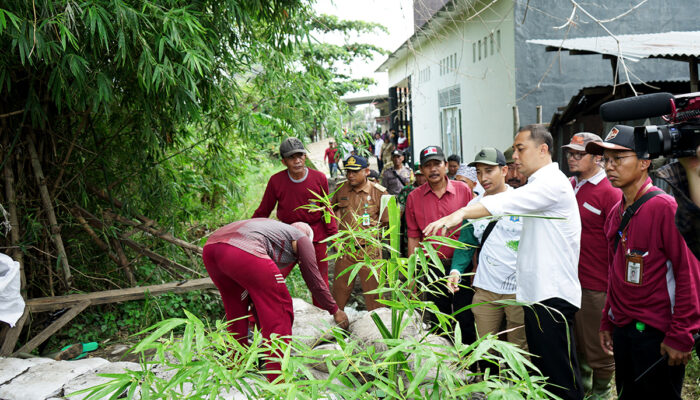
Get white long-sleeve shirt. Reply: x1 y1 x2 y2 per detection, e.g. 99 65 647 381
479 162 582 308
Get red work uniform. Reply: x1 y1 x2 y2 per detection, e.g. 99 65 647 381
601 178 700 398
405 177 473 259
252 168 338 301
203 219 338 377
405 177 474 343
570 170 620 382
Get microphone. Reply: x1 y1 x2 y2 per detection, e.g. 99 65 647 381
600 92 674 122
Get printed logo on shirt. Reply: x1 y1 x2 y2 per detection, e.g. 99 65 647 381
241 290 249 301
275 274 285 284
509 216 520 222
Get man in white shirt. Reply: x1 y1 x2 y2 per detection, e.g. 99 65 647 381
424 125 584 400
373 132 385 171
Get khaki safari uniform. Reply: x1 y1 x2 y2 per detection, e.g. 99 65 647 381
331 179 388 310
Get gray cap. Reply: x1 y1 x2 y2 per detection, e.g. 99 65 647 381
562 132 603 152
279 137 307 158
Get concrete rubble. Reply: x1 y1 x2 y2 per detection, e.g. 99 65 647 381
0 299 453 399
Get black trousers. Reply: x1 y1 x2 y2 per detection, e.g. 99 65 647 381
613 323 685 399
424 260 476 346
523 297 584 400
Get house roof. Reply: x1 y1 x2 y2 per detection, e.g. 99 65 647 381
375 0 475 73
549 80 690 128
528 31 700 62
341 93 389 107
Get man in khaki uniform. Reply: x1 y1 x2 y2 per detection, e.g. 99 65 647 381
331 155 389 311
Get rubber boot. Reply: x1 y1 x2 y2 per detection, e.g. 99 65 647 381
590 376 614 400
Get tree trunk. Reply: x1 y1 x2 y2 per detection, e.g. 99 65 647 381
27 135 72 287
2 132 25 290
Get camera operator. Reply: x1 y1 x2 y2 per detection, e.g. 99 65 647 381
598 91 700 260
586 126 700 400
655 145 700 260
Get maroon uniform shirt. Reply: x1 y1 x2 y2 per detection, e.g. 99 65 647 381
252 168 338 241
570 169 620 291
206 218 338 314
405 177 473 259
600 178 700 352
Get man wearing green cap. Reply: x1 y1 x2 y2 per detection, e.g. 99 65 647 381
451 148 527 359
330 155 388 311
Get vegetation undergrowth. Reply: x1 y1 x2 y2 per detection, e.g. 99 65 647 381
41 160 282 353
77 196 556 399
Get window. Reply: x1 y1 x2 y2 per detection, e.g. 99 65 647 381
478 40 481 60
419 67 431 84
497 29 501 51
490 33 494 55
483 36 488 58
473 43 476 62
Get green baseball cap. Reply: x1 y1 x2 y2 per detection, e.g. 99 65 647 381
503 147 515 164
468 147 506 167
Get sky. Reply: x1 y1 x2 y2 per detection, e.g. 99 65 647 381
312 0 415 99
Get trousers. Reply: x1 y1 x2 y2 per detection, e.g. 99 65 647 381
523 297 584 400
202 243 293 380
612 323 685 399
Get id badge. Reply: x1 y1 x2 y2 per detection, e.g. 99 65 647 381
625 251 644 285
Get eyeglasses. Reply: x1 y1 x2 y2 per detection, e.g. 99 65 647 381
565 151 588 160
602 154 636 167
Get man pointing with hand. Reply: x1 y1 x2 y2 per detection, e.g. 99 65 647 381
424 125 584 400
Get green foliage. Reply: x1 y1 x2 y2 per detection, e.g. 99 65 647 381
79 195 557 399
44 290 224 351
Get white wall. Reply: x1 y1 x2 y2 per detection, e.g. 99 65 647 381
387 0 516 164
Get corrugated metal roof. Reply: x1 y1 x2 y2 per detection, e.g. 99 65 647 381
528 31 700 62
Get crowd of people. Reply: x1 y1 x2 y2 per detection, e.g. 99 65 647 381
202 126 699 399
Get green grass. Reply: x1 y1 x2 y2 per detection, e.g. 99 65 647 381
683 349 699 400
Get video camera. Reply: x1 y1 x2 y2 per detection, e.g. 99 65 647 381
600 92 700 159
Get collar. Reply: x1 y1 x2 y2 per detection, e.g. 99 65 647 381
351 180 372 194
573 168 606 186
288 168 309 183
421 176 454 196
527 161 557 183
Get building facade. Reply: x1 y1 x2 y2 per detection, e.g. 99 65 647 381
378 0 696 163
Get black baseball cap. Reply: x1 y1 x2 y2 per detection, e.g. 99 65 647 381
585 125 635 155
419 146 445 165
391 150 404 158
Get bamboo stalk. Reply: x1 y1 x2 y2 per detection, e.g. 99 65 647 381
2 131 25 289
109 237 136 286
104 210 203 254
69 208 120 265
88 185 155 227
27 135 72 286
74 206 196 279
70 206 136 285
51 113 89 199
